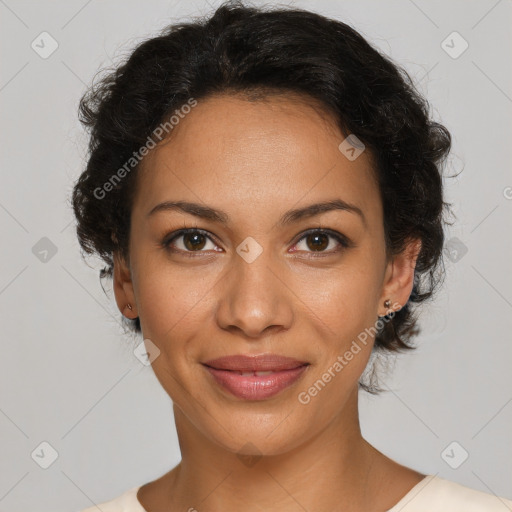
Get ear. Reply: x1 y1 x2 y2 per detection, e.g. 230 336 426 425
112 251 138 319
378 238 422 316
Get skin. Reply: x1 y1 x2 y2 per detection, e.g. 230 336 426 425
113 92 424 511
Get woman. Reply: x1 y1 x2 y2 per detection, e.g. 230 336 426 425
72 1 512 510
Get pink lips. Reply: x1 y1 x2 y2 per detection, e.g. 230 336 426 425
202 354 309 400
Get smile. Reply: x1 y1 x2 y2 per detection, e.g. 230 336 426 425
202 353 310 400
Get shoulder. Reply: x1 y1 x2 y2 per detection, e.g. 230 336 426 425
388 474 512 511
77 486 145 512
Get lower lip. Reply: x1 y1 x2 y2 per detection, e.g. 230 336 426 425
203 365 309 400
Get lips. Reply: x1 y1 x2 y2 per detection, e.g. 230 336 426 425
202 354 309 400
203 354 308 372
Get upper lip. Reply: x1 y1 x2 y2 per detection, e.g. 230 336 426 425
203 354 309 372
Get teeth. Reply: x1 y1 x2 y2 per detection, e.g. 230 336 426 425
237 371 275 376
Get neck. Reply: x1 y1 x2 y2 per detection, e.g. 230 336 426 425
164 389 384 511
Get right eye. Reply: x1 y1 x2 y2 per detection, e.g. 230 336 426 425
162 228 222 256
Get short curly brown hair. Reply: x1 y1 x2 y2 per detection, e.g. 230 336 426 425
71 0 452 392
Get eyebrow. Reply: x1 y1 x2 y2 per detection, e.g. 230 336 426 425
147 199 366 227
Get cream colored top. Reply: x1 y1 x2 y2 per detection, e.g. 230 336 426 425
79 474 512 511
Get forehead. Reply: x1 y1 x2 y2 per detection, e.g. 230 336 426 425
132 93 380 225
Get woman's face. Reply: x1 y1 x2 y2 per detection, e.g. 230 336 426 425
114 93 417 456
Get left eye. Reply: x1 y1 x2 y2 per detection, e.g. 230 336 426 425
162 228 349 256
292 229 348 255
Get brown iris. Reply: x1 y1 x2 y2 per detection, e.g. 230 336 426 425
183 232 208 251
305 233 329 251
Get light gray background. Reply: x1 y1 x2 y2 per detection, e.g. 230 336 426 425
0 0 511 510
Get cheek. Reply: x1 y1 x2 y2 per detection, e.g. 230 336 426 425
134 267 209 395
132 263 209 355
296 258 383 332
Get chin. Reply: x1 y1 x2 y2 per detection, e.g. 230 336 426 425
201 407 317 458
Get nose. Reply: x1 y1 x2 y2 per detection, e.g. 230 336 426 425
215 250 293 339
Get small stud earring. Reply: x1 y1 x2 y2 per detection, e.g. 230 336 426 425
126 303 133 311
384 299 391 309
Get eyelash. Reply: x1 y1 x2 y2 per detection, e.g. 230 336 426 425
162 227 351 258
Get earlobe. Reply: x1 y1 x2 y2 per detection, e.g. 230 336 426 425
112 252 138 318
379 238 422 316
